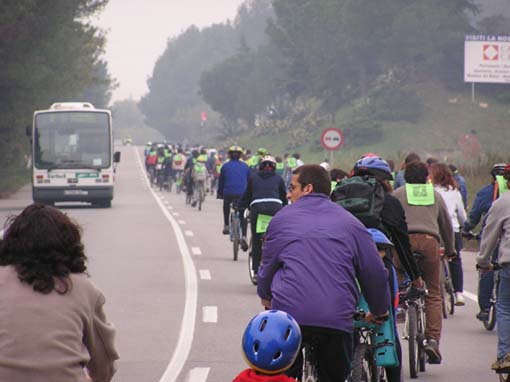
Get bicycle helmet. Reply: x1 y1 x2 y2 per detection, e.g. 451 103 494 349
354 156 393 180
257 148 268 156
491 163 507 179
242 310 301 375
228 145 243 153
260 155 276 167
367 228 394 249
197 154 208 163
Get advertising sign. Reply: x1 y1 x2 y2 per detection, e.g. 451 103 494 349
465 35 510 83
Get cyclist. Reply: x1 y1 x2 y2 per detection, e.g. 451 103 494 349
235 310 301 382
477 164 510 372
145 144 158 180
192 153 208 206
351 156 423 290
172 147 186 191
248 148 268 171
217 145 251 249
393 161 455 364
239 156 287 276
184 150 199 206
393 152 421 189
257 164 390 382
448 164 468 208
430 163 467 305
463 163 508 321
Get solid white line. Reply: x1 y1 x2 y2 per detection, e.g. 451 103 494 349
178 220 186 225
185 230 193 237
199 270 211 280
202 306 218 323
191 247 202 256
187 367 210 382
134 147 198 382
463 290 478 302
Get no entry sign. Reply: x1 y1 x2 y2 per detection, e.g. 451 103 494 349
321 128 344 151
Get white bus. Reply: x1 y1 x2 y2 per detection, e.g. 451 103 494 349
30 102 120 207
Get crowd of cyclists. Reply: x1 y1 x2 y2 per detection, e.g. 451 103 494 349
141 140 510 380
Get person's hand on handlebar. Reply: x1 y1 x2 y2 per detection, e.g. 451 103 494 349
365 311 389 325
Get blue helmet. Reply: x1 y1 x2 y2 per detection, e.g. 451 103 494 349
354 156 393 180
242 310 301 375
368 228 394 249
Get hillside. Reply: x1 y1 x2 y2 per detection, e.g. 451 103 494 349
234 82 510 169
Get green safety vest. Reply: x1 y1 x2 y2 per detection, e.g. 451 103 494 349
405 183 435 206
496 175 509 195
256 214 273 234
287 157 297 168
250 156 261 167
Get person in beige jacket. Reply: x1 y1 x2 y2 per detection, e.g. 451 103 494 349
393 161 454 365
0 203 118 382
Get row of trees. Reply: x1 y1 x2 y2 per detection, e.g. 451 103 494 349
141 0 510 145
0 0 115 178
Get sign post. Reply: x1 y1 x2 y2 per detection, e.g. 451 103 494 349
320 128 344 166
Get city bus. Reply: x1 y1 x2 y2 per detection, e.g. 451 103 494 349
30 102 120 207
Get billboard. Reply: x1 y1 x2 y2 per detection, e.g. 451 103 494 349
464 35 510 83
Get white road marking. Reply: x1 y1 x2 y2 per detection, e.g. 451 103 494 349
191 247 202 255
167 206 174 210
185 230 193 237
173 212 180 217
187 367 210 382
202 306 218 323
463 290 478 302
164 201 170 205
178 220 186 225
199 270 211 280
134 147 198 382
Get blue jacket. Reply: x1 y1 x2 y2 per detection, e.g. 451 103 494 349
393 170 406 189
217 159 251 197
239 171 287 209
464 183 496 233
257 193 390 333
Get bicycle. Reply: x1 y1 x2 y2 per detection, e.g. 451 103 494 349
497 366 510 382
194 179 206 211
439 249 455 318
301 340 319 382
477 262 501 331
229 205 242 261
399 254 427 379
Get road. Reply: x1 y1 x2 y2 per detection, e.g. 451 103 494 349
0 145 499 382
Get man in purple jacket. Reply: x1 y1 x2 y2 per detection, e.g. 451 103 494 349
257 164 390 382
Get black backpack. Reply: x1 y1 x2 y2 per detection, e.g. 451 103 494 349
331 175 385 228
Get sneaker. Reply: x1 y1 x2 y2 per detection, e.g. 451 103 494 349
491 353 510 371
455 292 465 306
241 236 249 251
191 200 197 207
476 309 489 322
222 225 229 235
424 339 442 364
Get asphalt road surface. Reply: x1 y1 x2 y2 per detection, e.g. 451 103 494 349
0 145 500 382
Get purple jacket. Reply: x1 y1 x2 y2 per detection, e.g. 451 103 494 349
257 194 389 333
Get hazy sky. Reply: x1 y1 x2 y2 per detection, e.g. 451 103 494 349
93 0 245 102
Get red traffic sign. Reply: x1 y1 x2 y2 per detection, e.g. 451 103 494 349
321 128 344 151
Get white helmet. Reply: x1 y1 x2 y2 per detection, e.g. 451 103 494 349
260 155 276 168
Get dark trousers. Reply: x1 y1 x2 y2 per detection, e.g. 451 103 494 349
450 231 464 292
250 202 283 272
479 244 499 311
223 195 247 236
286 326 353 382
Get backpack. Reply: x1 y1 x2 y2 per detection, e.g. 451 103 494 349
192 162 207 181
330 175 385 228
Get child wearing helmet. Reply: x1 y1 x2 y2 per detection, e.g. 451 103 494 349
235 310 301 382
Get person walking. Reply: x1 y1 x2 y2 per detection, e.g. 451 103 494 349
257 164 390 382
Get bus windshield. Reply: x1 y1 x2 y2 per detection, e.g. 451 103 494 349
34 111 111 170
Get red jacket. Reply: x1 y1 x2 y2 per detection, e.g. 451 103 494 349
232 369 297 382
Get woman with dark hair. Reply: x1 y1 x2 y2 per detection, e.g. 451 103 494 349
430 163 467 305
0 204 118 382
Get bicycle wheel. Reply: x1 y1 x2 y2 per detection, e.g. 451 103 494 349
350 343 378 382
406 306 419 378
441 279 448 319
232 218 240 261
301 345 319 382
484 303 497 331
197 186 203 211
418 306 427 372
248 238 257 285
447 281 455 316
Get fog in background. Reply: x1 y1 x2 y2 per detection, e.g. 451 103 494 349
93 0 244 102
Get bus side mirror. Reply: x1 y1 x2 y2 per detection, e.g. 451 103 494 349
114 151 121 163
25 125 31 137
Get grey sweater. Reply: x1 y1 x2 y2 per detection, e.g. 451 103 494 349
477 191 510 267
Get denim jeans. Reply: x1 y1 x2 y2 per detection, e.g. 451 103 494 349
450 231 464 292
479 245 499 311
497 265 510 359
